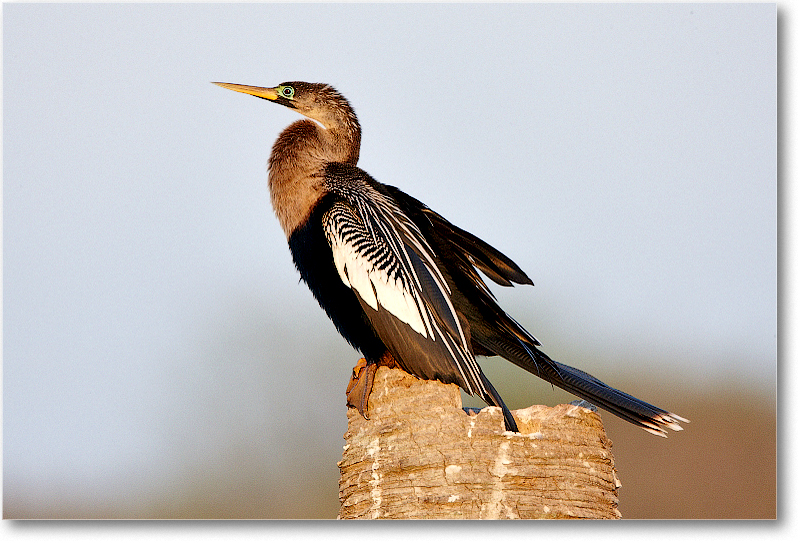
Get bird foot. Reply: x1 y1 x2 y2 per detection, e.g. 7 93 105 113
345 353 401 420
346 358 377 419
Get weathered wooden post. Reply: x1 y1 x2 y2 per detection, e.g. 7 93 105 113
338 366 620 519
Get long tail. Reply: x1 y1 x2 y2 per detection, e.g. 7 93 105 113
472 320 688 436
526 351 688 437
479 372 520 433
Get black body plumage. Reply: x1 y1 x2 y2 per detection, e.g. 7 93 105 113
287 193 388 364
213 80 688 436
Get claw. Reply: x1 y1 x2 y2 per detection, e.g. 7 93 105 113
346 358 369 397
345 353 402 419
346 358 377 419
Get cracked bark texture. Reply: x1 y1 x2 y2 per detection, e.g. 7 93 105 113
338 366 621 519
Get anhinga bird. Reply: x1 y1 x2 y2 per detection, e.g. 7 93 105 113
213 80 688 437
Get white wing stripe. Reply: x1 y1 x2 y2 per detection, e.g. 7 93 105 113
325 205 428 337
323 191 488 399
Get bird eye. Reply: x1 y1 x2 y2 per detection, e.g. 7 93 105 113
281 86 295 99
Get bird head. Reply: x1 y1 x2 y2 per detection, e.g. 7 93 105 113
212 81 356 131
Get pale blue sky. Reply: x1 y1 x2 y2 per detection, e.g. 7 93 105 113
4 3 776 518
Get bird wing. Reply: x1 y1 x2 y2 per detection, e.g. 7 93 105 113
321 166 685 437
379 185 533 288
321 175 489 399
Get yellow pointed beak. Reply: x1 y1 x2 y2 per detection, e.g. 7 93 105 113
212 82 279 101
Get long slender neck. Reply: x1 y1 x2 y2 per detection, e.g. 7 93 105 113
316 105 361 165
268 108 362 237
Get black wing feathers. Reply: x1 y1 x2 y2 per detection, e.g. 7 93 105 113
380 180 686 436
321 164 489 399
320 163 685 436
381 185 533 288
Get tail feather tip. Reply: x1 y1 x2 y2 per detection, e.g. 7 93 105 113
642 412 689 436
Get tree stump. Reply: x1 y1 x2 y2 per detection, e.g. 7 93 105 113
338 366 621 519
